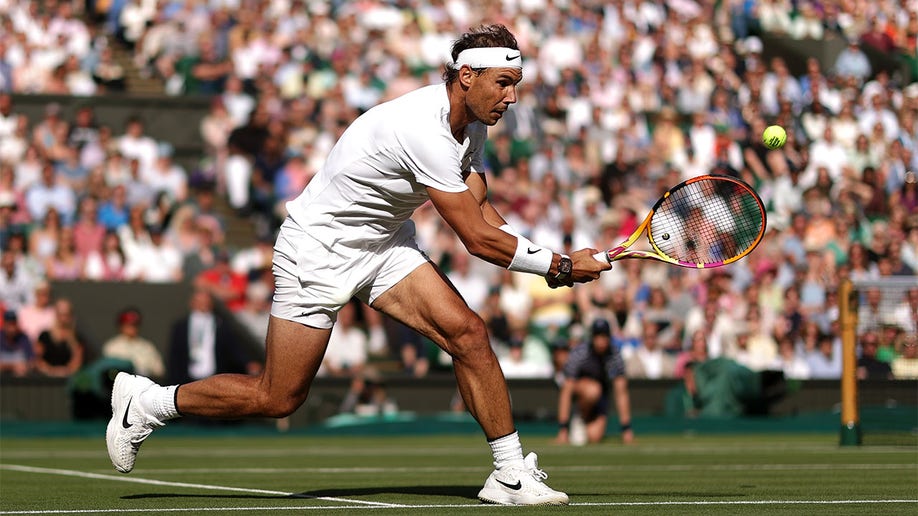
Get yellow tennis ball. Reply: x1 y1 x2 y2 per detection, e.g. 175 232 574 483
763 125 787 149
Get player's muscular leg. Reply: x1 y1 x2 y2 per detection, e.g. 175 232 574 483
373 263 514 439
174 316 331 418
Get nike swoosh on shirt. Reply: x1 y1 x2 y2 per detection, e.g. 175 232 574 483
497 479 522 490
122 399 134 428
505 53 520 61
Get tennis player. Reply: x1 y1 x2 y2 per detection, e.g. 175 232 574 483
106 24 608 506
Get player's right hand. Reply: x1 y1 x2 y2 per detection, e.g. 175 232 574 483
570 248 611 283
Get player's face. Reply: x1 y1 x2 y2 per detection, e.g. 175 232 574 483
466 67 522 125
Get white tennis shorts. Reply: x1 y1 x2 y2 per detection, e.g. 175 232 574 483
270 216 429 329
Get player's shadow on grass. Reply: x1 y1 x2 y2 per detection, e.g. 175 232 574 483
297 486 480 500
123 486 481 501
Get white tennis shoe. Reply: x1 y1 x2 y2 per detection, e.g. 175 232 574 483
106 372 164 473
478 452 569 505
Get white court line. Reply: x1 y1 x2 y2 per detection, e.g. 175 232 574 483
0 500 916 514
0 465 397 508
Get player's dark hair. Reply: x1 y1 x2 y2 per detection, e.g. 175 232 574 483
442 24 520 84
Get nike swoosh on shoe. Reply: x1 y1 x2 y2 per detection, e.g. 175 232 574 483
122 399 133 429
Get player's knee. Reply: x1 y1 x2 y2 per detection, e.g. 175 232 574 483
445 315 490 361
255 388 306 418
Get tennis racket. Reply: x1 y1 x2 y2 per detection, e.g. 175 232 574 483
593 175 766 269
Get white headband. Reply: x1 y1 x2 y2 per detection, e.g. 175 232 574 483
451 47 522 69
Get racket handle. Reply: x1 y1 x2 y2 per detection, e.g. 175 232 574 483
593 251 610 263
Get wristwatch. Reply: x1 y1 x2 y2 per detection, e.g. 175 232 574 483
554 255 573 282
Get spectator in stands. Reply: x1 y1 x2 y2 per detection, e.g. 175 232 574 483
91 46 127 92
147 142 187 205
176 37 233 96
771 334 811 380
194 248 247 312
25 163 77 226
891 333 918 379
125 223 182 283
556 319 633 445
84 230 128 281
44 227 83 281
117 115 158 180
856 330 893 380
626 320 677 379
789 2 825 40
807 332 843 379
97 183 130 231
101 307 165 381
167 287 261 385
832 39 872 87
72 196 105 259
0 248 33 311
498 325 554 380
0 309 33 377
34 298 86 378
16 281 55 344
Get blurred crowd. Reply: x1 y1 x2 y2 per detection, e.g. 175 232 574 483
1 0 917 392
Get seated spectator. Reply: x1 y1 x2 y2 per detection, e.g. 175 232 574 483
832 39 871 87
101 307 165 380
194 248 247 312
44 227 84 281
17 281 55 344
0 249 33 312
25 163 77 226
34 298 87 377
0 310 34 377
625 320 677 379
857 331 893 380
84 230 128 281
807 333 842 379
891 333 918 379
125 224 183 283
167 288 261 385
499 337 554 380
771 335 811 380
72 196 105 258
117 116 158 180
91 46 127 92
98 184 131 230
147 142 188 205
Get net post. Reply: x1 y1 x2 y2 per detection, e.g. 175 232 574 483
838 278 861 446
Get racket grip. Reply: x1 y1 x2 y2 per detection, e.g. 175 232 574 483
593 251 610 263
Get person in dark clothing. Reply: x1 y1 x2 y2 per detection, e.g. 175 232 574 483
556 318 633 445
167 287 261 385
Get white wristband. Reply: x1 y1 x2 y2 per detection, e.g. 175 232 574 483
499 224 554 275
508 236 553 275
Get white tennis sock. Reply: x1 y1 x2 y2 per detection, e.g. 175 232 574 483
140 384 181 421
488 431 524 470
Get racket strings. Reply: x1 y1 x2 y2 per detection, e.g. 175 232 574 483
649 179 764 265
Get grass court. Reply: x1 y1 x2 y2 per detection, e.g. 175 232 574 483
1 432 916 515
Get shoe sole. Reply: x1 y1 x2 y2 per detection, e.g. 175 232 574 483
478 490 569 506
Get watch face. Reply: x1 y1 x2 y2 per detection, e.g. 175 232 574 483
560 257 572 275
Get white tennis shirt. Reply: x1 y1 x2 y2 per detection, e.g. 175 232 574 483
285 84 486 251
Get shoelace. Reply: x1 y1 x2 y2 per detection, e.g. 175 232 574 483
529 466 548 482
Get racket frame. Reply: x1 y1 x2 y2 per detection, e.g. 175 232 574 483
594 175 766 269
